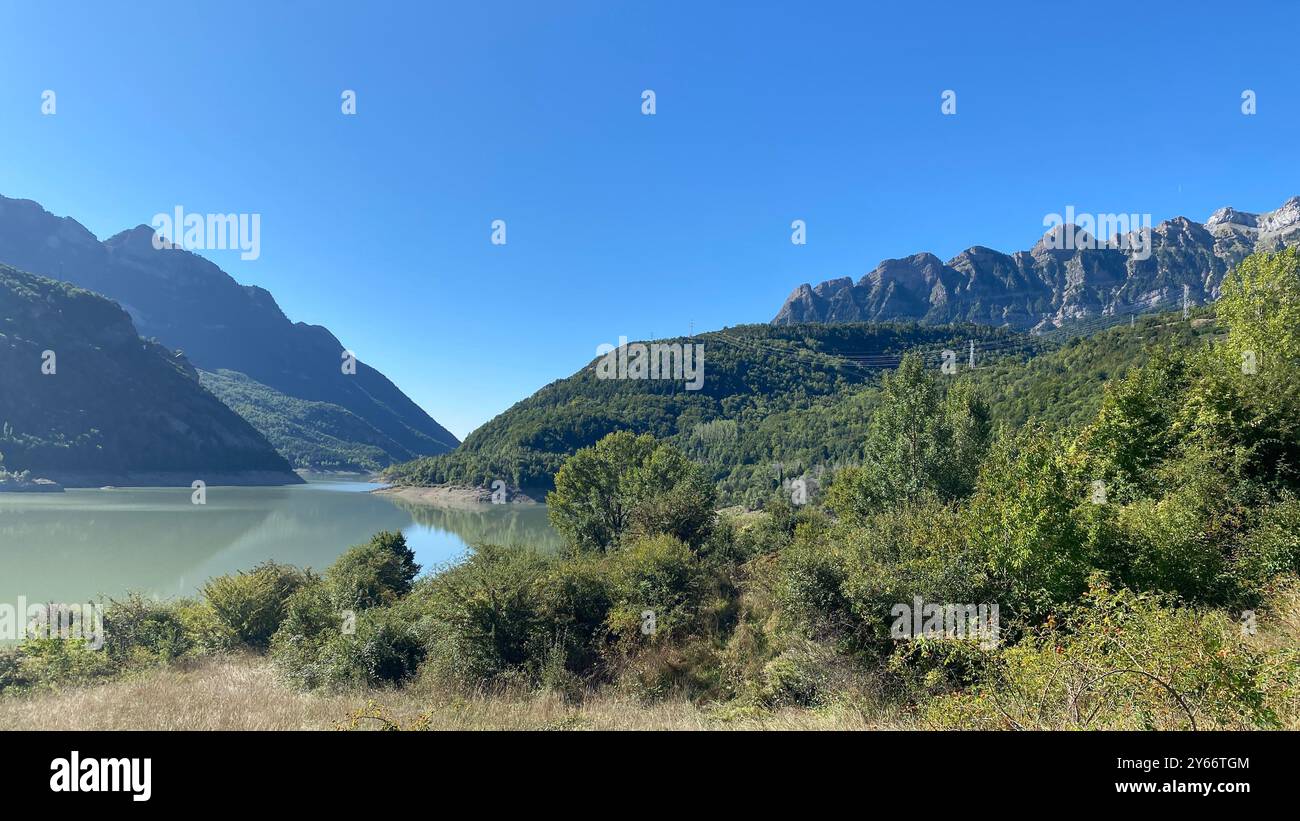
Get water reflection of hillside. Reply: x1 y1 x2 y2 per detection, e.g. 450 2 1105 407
0 488 283 603
386 499 563 552
0 484 564 606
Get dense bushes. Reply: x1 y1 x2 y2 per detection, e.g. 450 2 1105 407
101 593 195 663
410 531 716 693
771 250 1300 726
417 545 552 687
268 531 426 689
266 436 725 695
920 580 1295 730
326 530 420 608
0 595 208 694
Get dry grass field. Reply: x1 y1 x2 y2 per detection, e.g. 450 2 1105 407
0 654 888 731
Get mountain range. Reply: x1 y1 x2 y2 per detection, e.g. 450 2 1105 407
772 197 1300 329
0 263 298 486
0 196 459 472
4 192 1287 490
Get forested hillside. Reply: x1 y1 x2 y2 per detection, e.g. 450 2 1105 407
386 310 1220 505
199 369 426 472
0 264 299 485
384 323 1026 500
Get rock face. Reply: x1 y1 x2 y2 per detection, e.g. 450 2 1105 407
772 197 1300 330
0 196 460 468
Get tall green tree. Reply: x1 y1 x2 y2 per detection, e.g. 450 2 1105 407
547 431 716 553
828 352 989 518
1072 350 1190 503
1217 247 1300 375
967 425 1098 617
1201 248 1300 492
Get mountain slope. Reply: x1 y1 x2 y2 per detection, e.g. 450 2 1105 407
773 197 1300 330
386 312 1217 506
384 322 1027 500
198 368 420 472
0 263 300 486
0 195 459 469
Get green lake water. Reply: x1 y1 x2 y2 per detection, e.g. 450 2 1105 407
0 477 560 606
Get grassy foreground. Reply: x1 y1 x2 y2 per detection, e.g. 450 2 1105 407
0 654 893 731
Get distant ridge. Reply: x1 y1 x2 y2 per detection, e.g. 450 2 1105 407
773 197 1300 330
0 195 460 471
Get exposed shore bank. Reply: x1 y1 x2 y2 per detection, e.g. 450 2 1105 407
373 484 542 508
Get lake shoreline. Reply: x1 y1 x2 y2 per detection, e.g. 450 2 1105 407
12 469 306 489
0 478 560 607
374 485 543 509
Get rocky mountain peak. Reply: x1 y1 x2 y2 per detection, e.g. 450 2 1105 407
1259 197 1300 234
773 196 1300 330
813 277 853 297
1206 206 1258 229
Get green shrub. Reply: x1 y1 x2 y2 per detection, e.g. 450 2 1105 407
269 580 341 689
102 594 193 664
1231 498 1300 600
536 552 614 678
920 579 1280 730
759 641 836 707
173 599 238 653
201 561 312 649
839 499 993 638
966 426 1098 617
1 638 114 693
326 531 420 609
320 604 427 688
1115 458 1241 603
419 544 551 688
777 516 855 645
606 534 704 646
548 431 717 553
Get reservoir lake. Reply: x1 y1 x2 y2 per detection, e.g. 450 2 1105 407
0 477 560 606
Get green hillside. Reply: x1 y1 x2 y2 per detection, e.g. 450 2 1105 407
386 311 1221 505
199 368 427 472
0 264 299 485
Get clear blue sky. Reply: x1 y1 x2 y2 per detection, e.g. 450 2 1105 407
1 1 1297 438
